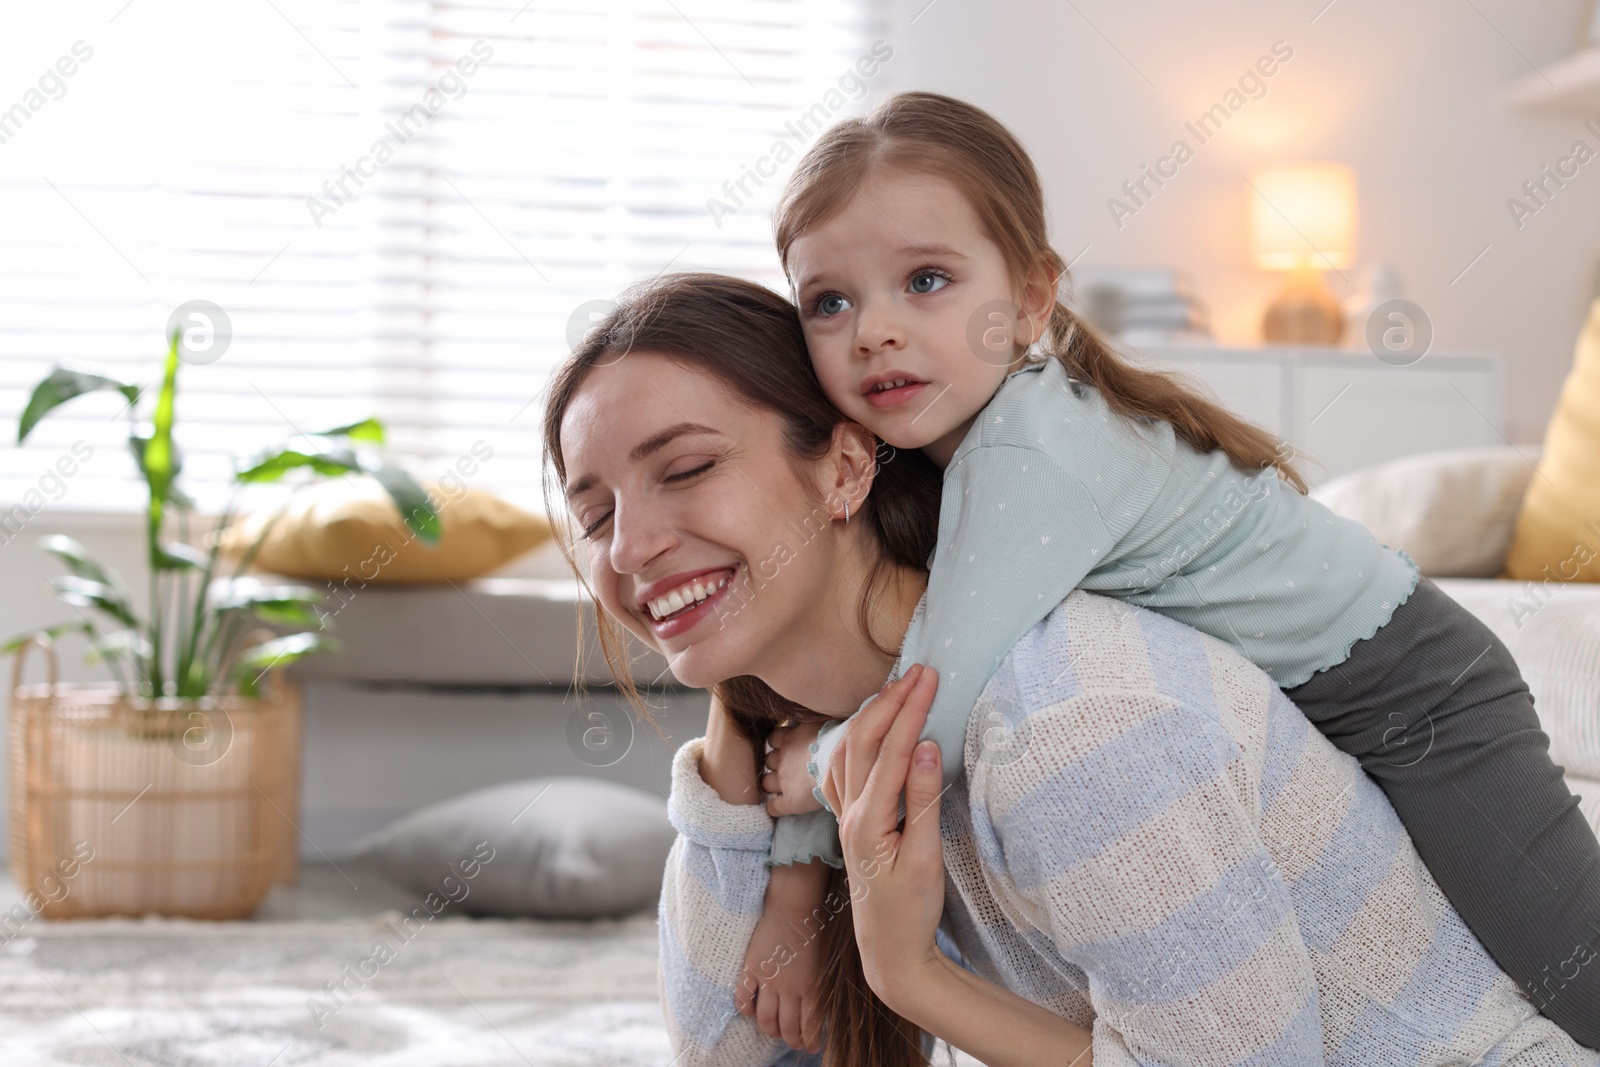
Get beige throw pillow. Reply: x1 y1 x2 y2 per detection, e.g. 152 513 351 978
1310 446 1540 578
1503 297 1600 583
220 478 551 584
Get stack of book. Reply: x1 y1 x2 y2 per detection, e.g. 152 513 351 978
1067 267 1212 346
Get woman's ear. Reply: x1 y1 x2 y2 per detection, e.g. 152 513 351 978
1017 265 1059 347
827 422 880 520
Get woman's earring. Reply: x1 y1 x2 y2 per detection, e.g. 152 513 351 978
844 499 850 524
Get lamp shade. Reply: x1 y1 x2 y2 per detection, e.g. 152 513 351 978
1249 163 1356 271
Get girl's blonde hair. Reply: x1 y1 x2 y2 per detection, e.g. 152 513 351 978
774 90 1306 494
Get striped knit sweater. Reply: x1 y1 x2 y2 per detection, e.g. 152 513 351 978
658 591 1599 1066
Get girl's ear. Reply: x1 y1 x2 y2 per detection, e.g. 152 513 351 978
1017 265 1059 347
827 422 880 520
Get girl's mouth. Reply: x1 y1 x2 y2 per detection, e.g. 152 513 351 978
864 379 930 409
644 567 739 640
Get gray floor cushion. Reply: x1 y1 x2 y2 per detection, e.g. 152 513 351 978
347 777 676 919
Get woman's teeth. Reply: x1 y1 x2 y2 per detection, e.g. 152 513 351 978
648 574 730 620
872 378 912 393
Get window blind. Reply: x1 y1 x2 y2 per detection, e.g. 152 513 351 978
0 0 888 520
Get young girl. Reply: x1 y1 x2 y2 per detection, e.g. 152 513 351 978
754 90 1600 1046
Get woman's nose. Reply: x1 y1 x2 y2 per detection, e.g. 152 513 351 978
608 499 677 575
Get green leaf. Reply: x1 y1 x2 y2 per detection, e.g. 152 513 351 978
315 417 385 445
129 428 185 494
0 620 94 656
208 576 324 614
233 440 359 483
48 575 140 629
38 534 118 587
84 628 153 665
250 601 324 626
367 461 441 546
153 540 210 570
208 577 327 632
38 536 139 630
142 337 181 570
231 631 338 696
17 367 140 443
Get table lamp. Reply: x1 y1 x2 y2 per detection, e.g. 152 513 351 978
1249 163 1356 344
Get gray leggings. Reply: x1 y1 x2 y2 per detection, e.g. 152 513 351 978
1284 575 1600 1047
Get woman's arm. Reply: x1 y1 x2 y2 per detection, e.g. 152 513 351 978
820 665 1095 1066
700 689 763 805
659 714 807 1067
886 952 1092 1067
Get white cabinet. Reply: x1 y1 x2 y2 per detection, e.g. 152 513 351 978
1131 345 1505 486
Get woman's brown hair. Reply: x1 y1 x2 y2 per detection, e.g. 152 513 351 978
542 272 943 1066
774 90 1306 493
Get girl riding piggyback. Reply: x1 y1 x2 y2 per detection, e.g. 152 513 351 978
742 90 1600 1049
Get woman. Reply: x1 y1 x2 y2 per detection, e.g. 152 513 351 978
543 273 1598 1067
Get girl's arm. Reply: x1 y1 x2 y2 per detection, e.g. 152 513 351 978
659 721 812 1067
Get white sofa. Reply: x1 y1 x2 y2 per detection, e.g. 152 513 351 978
1312 446 1600 834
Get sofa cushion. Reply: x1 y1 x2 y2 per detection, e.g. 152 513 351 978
1433 578 1600 782
346 776 676 919
1310 446 1538 578
220 477 552 584
1503 297 1600 583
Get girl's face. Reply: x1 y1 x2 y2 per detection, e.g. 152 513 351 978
559 353 858 692
787 170 1047 467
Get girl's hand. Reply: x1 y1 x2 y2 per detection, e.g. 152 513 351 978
735 859 830 1055
762 720 825 816
819 664 948 1005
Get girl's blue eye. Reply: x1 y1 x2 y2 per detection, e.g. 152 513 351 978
910 270 949 295
816 293 850 317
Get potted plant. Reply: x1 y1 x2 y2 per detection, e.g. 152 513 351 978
3 322 441 918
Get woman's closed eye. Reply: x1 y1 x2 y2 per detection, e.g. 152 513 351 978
576 458 715 540
664 457 716 482
579 509 611 540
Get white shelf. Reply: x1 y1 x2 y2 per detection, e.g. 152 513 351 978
1510 46 1600 112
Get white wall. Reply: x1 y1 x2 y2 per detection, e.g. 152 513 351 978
883 0 1600 442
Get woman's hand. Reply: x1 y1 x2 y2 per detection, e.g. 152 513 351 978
818 663 948 1005
762 720 825 816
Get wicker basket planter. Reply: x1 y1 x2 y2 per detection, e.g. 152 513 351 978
7 635 302 920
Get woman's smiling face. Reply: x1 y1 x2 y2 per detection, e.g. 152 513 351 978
559 352 855 690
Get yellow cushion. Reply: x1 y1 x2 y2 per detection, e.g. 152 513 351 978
220 478 552 584
1503 298 1600 583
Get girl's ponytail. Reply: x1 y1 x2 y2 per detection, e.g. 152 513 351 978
1040 273 1307 492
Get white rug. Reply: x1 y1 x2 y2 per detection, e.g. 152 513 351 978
0 910 675 1066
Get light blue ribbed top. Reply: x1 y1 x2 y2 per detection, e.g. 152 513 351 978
774 356 1420 867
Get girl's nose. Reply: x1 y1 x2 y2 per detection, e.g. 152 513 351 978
854 301 905 356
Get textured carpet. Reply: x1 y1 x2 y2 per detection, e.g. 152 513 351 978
0 910 672 1066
